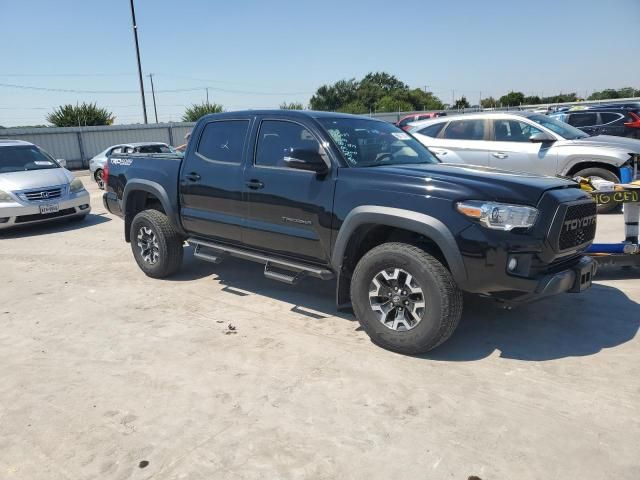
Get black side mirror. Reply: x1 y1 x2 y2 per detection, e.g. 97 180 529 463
529 132 556 143
284 148 328 174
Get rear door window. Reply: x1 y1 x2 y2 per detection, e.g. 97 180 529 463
196 120 250 164
567 112 598 127
599 112 624 125
417 123 446 138
442 120 485 140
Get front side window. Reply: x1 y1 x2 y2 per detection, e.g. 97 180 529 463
493 119 543 142
0 146 59 173
567 113 598 128
255 120 321 168
318 117 439 167
442 119 485 140
197 120 249 163
529 114 588 139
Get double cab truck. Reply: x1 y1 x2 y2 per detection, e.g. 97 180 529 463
103 110 598 354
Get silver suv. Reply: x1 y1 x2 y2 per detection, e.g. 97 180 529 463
410 112 639 211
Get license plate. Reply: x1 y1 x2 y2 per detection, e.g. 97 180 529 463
39 203 59 214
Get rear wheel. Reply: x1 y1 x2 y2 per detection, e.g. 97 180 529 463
130 210 183 278
573 167 620 214
94 169 105 189
350 242 463 355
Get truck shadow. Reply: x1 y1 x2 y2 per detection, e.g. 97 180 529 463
171 250 639 360
422 284 639 361
0 213 111 239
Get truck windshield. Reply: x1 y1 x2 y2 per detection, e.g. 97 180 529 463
529 114 589 140
318 117 440 167
0 146 60 174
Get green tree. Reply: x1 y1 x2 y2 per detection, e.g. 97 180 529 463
480 97 497 108
182 102 224 122
524 95 541 105
337 100 368 114
375 95 414 113
499 91 525 106
453 96 470 109
406 89 444 110
309 79 358 111
47 102 114 127
279 101 304 110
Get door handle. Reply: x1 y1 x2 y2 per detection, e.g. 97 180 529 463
186 172 201 182
246 179 264 190
491 152 508 159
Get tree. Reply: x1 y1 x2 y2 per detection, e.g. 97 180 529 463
182 102 224 122
279 101 304 110
453 96 470 109
588 87 640 101
524 95 541 105
375 95 414 113
499 91 525 106
309 79 358 111
480 97 497 108
47 102 114 127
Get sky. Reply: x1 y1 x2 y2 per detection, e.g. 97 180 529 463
1 0 639 127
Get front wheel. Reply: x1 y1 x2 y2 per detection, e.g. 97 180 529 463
350 242 463 355
94 169 105 189
130 210 184 278
573 167 620 214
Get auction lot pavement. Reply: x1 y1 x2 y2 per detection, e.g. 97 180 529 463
1 177 638 480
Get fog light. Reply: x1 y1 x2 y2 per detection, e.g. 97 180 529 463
79 204 90 210
507 257 518 271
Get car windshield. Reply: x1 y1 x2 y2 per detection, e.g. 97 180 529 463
529 114 589 139
0 146 59 174
318 117 440 167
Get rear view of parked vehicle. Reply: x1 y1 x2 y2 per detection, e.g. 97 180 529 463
410 112 640 212
89 142 173 189
0 140 90 229
397 112 447 131
551 107 640 139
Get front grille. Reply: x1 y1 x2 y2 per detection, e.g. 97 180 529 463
15 208 76 223
22 186 63 202
557 202 597 250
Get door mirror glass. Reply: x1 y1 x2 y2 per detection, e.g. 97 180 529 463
56 158 67 168
284 148 328 173
529 132 555 143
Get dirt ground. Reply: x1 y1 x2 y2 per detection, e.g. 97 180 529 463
1 175 638 480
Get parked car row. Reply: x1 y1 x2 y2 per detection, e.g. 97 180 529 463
408 112 640 212
550 105 640 139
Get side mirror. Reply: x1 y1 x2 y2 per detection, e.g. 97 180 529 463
529 132 555 143
284 148 328 174
57 158 67 168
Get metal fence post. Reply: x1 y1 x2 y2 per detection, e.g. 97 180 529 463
168 124 174 146
76 131 87 168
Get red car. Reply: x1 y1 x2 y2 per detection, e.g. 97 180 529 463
396 112 447 131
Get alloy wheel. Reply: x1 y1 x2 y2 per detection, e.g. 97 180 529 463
136 226 160 265
368 267 426 331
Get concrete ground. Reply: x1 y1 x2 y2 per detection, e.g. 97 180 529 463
0 176 638 480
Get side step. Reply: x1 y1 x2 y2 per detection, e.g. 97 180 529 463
188 237 334 283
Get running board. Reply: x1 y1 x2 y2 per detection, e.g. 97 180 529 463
188 237 334 281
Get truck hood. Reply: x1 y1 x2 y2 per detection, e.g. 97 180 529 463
0 168 73 192
366 163 578 204
564 135 640 154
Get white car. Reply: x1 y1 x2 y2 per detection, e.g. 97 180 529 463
89 142 173 188
0 140 90 230
409 112 640 212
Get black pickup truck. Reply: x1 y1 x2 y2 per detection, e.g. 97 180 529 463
103 110 597 354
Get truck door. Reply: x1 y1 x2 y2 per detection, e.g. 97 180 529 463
242 118 335 264
487 118 558 175
179 118 251 243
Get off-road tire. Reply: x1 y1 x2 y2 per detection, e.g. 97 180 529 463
573 167 620 214
351 242 463 355
130 210 183 278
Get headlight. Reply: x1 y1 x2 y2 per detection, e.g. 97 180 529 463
0 189 14 203
69 178 85 193
456 200 538 231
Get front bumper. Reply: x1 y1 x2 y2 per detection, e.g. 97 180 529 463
0 190 91 230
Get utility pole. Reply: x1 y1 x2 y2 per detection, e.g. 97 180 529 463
148 73 158 123
129 0 148 124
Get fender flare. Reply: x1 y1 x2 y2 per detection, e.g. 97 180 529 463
331 206 467 283
122 179 183 240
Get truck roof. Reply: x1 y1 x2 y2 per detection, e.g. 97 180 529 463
200 110 386 122
0 139 35 148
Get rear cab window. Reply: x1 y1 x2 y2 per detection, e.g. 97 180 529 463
196 120 250 163
417 122 445 138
